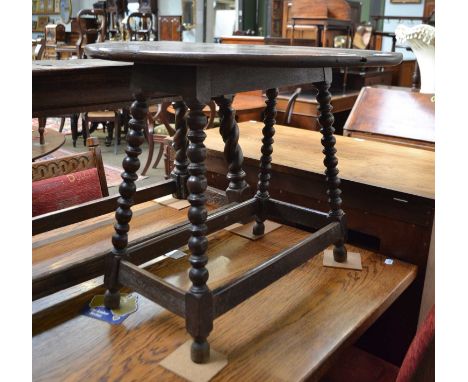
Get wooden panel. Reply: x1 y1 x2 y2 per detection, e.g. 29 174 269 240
220 36 265 45
158 16 182 41
343 86 435 145
32 151 96 181
394 60 417 88
33 228 416 381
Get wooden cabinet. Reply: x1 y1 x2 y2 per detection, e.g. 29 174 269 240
158 16 182 41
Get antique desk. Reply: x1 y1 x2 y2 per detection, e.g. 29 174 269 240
204 122 434 364
81 41 401 363
343 86 435 150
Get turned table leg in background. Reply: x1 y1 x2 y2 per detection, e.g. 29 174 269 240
38 117 46 145
253 88 278 236
104 95 148 309
70 113 79 147
316 81 348 262
184 99 213 364
213 95 249 202
170 101 189 199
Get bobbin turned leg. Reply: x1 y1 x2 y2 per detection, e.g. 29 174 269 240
170 101 189 199
104 95 148 309
184 99 213 364
315 81 347 262
253 88 278 236
213 95 249 202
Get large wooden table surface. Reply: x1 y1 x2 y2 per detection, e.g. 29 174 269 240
33 201 416 381
205 121 434 199
32 59 176 117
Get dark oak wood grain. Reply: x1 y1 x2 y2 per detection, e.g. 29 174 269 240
85 41 402 68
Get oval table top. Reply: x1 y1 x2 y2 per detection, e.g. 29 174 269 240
85 41 402 68
32 128 65 161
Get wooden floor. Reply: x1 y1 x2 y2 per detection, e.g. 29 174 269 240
33 202 417 381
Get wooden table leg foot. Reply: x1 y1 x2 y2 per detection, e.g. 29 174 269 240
191 338 210 364
104 289 121 309
333 241 348 263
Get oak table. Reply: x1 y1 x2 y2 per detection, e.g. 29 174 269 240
32 195 417 382
84 41 402 363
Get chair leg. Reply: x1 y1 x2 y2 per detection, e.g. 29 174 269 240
59 117 66 133
152 142 165 169
71 114 79 147
141 141 154 177
83 117 91 146
105 122 114 147
141 112 155 176
114 114 121 155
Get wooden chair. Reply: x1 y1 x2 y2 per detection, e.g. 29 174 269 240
322 305 434 382
282 87 302 126
32 38 45 60
77 8 107 59
141 101 217 176
127 12 153 41
77 8 124 150
32 137 108 217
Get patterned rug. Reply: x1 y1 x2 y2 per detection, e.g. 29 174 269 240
31 117 105 136
36 148 146 188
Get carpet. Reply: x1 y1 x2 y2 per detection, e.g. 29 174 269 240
36 148 147 188
32 117 105 136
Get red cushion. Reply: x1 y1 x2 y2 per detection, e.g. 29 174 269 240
32 168 103 217
396 305 435 382
322 346 399 382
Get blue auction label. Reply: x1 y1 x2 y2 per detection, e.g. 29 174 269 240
81 293 138 325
